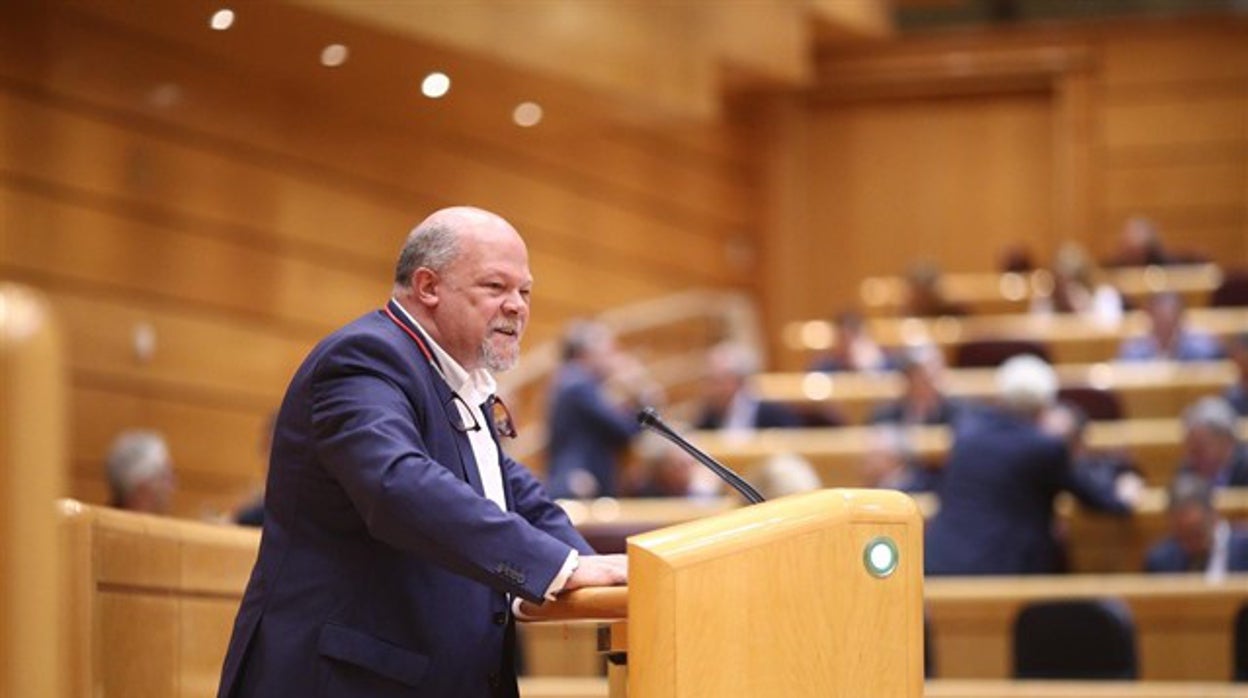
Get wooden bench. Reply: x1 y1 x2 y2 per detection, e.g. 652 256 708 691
785 307 1248 365
856 264 1224 317
518 677 1248 698
754 360 1237 423
690 419 1248 490
58 501 258 698
518 570 1248 683
568 490 1248 574
926 574 1248 681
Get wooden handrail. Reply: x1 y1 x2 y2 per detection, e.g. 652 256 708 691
0 283 67 698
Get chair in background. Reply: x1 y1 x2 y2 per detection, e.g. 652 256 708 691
1058 386 1125 421
1013 598 1139 680
1234 603 1248 682
1211 269 1248 308
954 339 1051 369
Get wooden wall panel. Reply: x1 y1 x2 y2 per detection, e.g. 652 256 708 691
783 91 1054 328
1104 161 1246 212
1 0 756 516
761 18 1248 368
1098 28 1248 88
1100 96 1248 152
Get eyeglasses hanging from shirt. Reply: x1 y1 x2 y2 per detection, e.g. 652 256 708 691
446 393 517 439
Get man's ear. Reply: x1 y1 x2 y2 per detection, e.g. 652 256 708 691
412 267 440 307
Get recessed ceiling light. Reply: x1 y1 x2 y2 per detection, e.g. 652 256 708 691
512 101 543 127
320 44 349 67
421 72 451 99
210 9 235 31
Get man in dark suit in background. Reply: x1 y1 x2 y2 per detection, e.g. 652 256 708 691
693 340 801 431
217 207 626 698
925 356 1134 576
545 320 658 499
1178 395 1248 488
1144 472 1248 576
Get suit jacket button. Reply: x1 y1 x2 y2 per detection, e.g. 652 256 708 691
493 611 507 626
487 672 501 688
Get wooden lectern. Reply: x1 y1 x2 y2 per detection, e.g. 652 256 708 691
525 489 924 697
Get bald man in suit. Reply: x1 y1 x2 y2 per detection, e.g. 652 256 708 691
218 207 626 698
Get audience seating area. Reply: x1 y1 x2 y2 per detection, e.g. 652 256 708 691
855 264 1225 317
688 420 1248 492
753 360 1237 423
784 307 1248 364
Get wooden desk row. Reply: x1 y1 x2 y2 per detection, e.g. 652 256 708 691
564 489 1248 574
784 307 1248 365
754 360 1238 423
689 419 1248 490
517 677 1247 698
856 264 1225 317
520 573 1248 683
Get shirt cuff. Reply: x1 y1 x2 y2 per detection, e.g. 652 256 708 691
545 549 580 601
512 549 580 621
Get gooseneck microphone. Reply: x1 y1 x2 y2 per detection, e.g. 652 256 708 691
637 407 766 505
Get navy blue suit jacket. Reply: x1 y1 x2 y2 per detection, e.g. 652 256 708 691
1144 526 1248 573
545 363 641 498
218 304 593 698
925 406 1129 576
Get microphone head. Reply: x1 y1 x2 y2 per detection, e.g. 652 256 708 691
637 406 662 428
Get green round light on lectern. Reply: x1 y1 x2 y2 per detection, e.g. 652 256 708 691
863 537 899 578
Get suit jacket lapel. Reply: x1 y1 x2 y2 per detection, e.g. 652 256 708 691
383 302 487 497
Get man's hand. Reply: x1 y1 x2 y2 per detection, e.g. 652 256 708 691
564 554 628 591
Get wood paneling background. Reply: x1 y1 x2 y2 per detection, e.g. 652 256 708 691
0 1 757 516
756 18 1248 368
4 2 1245 516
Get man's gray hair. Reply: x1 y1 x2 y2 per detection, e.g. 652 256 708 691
1167 471 1214 513
1182 396 1238 439
996 354 1058 413
393 220 461 288
106 430 171 501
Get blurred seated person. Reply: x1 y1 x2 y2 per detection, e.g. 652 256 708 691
925 356 1134 576
105 429 176 515
546 320 660 499
1105 215 1176 268
1117 291 1223 362
1144 472 1248 577
999 242 1035 274
1031 241 1124 328
1177 396 1248 488
808 310 893 373
858 425 938 493
902 260 968 318
693 341 801 432
1041 401 1145 507
748 452 822 500
1224 332 1248 416
625 431 722 499
868 345 962 427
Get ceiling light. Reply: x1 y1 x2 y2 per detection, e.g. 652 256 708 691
512 101 543 127
421 72 450 99
320 44 349 67
210 9 235 31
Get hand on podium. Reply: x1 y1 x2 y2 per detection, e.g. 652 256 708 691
514 554 627 619
565 553 628 591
